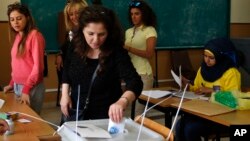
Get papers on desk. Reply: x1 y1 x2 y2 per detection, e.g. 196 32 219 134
173 91 200 100
173 91 210 100
170 67 210 100
142 90 172 99
142 90 210 100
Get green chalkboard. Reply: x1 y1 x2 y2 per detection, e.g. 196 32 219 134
99 0 230 49
20 0 230 51
21 0 65 53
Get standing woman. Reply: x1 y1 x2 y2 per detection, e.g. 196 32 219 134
55 0 88 72
124 0 157 90
60 5 143 123
4 2 45 114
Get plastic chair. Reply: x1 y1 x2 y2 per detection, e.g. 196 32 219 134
134 115 174 141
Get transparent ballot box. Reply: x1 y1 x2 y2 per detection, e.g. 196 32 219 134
57 118 164 141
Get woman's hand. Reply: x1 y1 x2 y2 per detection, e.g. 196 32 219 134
20 94 30 105
181 76 191 89
123 45 130 51
108 98 128 123
55 55 63 71
181 76 190 85
195 87 213 95
0 119 9 135
60 94 72 117
3 85 13 93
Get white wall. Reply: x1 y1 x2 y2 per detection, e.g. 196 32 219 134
231 0 250 23
0 0 21 21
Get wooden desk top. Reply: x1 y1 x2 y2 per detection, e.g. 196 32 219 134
139 95 182 108
0 92 56 141
139 88 250 127
171 100 250 127
139 87 187 108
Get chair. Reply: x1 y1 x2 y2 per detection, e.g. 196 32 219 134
134 115 174 141
37 134 61 141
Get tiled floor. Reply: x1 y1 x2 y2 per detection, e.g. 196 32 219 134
40 100 229 141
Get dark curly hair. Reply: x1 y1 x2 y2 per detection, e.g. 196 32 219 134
128 0 157 28
73 5 124 73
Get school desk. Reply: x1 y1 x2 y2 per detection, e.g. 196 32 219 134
137 87 186 127
138 87 250 127
170 100 250 127
0 92 59 141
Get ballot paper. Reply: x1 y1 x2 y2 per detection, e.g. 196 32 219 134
108 118 125 134
171 66 205 100
173 91 200 100
171 68 182 88
142 90 172 99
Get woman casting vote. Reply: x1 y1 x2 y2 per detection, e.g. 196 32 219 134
60 5 143 123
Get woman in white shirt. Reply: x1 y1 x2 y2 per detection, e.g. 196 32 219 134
124 0 157 90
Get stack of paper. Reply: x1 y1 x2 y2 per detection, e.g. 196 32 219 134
142 90 172 99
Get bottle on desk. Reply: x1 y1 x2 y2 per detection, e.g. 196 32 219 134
4 115 14 135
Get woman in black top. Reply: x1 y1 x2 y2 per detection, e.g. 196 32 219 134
60 5 143 123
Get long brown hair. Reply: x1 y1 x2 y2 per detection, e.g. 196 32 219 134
73 5 124 73
7 2 36 56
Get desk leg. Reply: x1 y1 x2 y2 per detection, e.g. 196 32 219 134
165 108 173 128
131 100 136 120
154 49 159 87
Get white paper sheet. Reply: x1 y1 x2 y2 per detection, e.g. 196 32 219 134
142 90 172 99
108 118 125 134
171 66 182 90
173 91 200 100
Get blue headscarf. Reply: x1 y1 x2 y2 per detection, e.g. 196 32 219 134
201 37 238 82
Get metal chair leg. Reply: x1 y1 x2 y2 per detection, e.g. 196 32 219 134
131 100 136 119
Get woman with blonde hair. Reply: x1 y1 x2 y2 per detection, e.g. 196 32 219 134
55 0 88 72
55 0 88 93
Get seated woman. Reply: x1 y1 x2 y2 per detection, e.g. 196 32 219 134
175 37 241 141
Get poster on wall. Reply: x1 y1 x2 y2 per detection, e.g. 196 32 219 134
0 0 21 21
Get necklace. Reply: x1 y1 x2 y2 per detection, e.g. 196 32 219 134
131 27 138 42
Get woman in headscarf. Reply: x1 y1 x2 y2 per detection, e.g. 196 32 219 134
175 37 241 141
184 37 241 95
